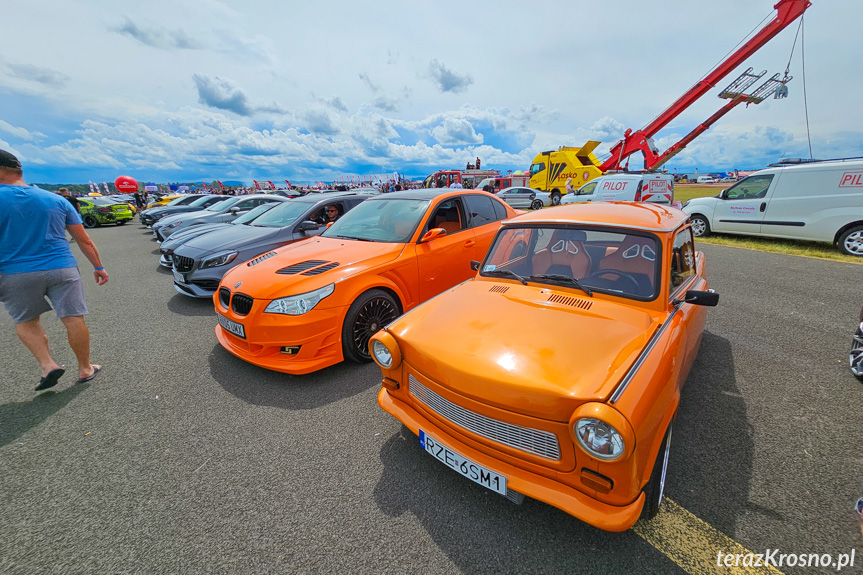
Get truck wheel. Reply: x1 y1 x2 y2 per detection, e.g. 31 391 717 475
530 199 543 210
690 215 710 237
550 191 561 206
342 289 400 363
838 225 863 256
82 215 99 228
641 421 673 521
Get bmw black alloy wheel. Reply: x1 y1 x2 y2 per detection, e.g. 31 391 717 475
351 297 399 360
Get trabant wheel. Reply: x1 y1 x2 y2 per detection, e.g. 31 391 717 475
641 421 673 520
838 225 863 256
530 199 544 210
690 214 710 237
851 321 863 381
550 191 561 206
342 289 400 363
82 215 99 228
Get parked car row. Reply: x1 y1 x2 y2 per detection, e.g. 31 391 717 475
135 186 723 533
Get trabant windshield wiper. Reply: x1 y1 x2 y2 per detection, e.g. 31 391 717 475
484 269 528 285
528 274 593 296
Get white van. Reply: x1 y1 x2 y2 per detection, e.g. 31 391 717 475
681 158 863 256
696 176 717 184
561 173 674 205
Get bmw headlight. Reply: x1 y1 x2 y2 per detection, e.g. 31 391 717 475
200 250 238 269
264 283 334 315
575 418 625 460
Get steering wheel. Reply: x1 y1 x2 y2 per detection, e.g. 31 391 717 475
584 269 642 293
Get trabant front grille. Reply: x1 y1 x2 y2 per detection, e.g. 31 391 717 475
409 374 561 461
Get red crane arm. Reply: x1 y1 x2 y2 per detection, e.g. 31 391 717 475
600 0 811 173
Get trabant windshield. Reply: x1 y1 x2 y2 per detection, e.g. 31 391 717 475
322 199 430 243
482 225 661 300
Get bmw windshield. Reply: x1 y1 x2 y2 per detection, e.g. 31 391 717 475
322 199 429 243
247 201 310 228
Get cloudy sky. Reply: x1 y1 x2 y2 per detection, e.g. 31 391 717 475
1 0 860 184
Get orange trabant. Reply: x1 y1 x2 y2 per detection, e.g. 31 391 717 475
213 189 518 374
371 202 718 531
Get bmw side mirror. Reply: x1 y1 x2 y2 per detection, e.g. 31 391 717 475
470 260 480 271
676 289 719 307
420 228 447 243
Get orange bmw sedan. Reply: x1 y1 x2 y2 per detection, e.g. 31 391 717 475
372 202 719 531
213 189 518 374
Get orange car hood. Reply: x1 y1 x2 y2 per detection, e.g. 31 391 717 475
223 236 404 301
391 280 662 421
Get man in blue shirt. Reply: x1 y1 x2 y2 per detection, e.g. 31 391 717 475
0 150 108 391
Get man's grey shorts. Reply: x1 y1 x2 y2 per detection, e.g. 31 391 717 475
0 267 88 324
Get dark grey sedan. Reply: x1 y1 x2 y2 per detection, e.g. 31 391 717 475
153 194 286 241
171 194 368 297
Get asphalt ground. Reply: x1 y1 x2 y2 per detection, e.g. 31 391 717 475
1 221 861 574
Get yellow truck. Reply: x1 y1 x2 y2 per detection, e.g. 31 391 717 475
528 141 604 205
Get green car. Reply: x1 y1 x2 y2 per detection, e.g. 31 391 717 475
78 196 135 228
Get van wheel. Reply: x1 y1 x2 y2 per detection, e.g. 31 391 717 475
838 225 863 256
342 289 400 363
550 191 561 206
530 199 543 210
641 421 673 521
82 215 99 228
690 215 710 237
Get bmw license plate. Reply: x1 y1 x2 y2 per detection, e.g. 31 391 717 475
419 430 506 495
172 270 186 284
217 313 245 339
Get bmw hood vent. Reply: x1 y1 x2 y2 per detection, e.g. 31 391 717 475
276 260 339 275
247 252 277 267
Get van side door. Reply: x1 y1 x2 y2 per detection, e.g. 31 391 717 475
711 174 777 235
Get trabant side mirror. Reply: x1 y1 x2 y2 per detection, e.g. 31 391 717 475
298 220 319 232
675 289 719 307
470 260 481 271
420 228 447 243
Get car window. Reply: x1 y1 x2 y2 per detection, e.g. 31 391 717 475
529 162 545 176
670 227 696 293
233 202 281 224
177 196 200 205
576 182 597 196
482 225 660 300
724 175 774 199
245 200 311 228
427 198 466 234
323 198 430 243
464 194 499 228
491 198 508 220
188 196 216 207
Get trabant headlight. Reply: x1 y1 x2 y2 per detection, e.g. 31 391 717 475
370 331 402 370
264 283 334 315
200 250 238 269
575 418 625 460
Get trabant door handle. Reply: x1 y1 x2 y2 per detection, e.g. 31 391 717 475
464 240 475 247
759 202 766 212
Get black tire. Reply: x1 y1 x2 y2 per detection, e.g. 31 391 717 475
116 219 127 226
530 199 544 210
837 225 863 256
82 215 99 228
550 190 561 206
641 421 673 521
342 289 400 363
851 322 863 381
690 214 710 237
